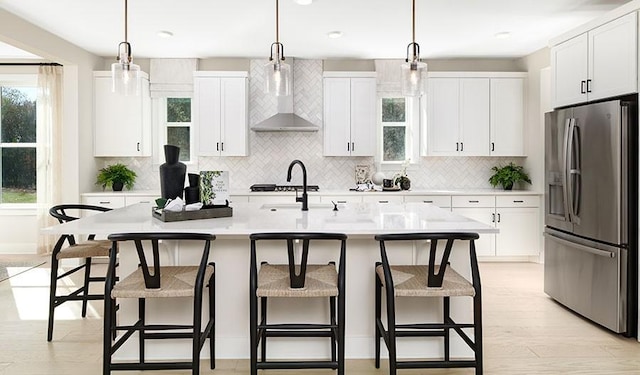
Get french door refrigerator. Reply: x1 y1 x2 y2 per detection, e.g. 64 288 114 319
544 96 637 336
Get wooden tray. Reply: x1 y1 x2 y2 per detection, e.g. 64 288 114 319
152 206 233 222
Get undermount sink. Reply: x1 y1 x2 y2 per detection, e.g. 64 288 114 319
260 203 335 211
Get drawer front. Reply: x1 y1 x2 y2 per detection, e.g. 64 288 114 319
404 195 451 208
125 195 157 206
361 195 404 204
496 195 540 207
82 196 126 210
249 195 321 204
320 195 363 204
452 195 495 208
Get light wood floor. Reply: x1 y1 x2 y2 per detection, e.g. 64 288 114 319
1 260 639 374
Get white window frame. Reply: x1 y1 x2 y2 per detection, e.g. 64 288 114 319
377 93 420 169
0 75 37 209
154 96 196 167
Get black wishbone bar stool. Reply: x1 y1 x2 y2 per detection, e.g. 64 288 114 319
103 232 216 375
47 204 113 341
374 232 483 375
249 232 347 375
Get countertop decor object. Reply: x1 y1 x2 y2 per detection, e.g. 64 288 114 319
96 163 137 191
489 162 531 190
200 171 229 207
355 164 371 184
184 173 200 204
159 144 186 200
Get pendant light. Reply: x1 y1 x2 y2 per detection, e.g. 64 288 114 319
264 0 291 96
111 0 140 96
401 0 427 97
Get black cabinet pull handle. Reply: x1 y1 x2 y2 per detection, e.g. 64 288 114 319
491 142 495 152
379 200 389 203
492 213 495 223
216 142 219 151
469 200 479 203
586 79 592 93
460 142 464 152
456 142 459 151
423 200 433 203
497 213 501 223
581 80 586 94
137 142 140 152
221 142 224 151
347 143 350 151
513 200 524 203
351 142 355 152
99 201 110 204
337 200 347 204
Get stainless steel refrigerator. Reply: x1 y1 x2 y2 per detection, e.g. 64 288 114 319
544 96 637 336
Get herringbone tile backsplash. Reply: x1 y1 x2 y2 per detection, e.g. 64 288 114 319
101 59 521 192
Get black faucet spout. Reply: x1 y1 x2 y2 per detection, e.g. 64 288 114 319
286 159 308 211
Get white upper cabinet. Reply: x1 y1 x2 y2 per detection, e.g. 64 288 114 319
93 71 151 157
552 12 637 108
490 78 525 156
194 72 248 157
427 77 490 156
323 73 376 156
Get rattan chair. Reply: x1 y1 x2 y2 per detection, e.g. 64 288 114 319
103 232 216 375
374 232 483 374
249 232 347 375
47 204 113 341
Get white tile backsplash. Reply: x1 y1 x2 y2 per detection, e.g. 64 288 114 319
99 59 525 192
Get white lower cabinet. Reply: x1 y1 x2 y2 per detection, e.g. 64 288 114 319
248 195 321 205
320 195 362 204
404 195 452 209
452 195 541 258
82 195 126 210
361 195 404 204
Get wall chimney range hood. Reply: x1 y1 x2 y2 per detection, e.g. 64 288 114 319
251 62 319 132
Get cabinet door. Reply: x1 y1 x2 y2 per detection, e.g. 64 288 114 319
490 78 525 156
427 78 459 156
195 77 222 156
452 207 496 257
350 78 376 156
220 77 248 156
551 33 588 108
495 207 540 256
94 74 150 157
588 12 638 102
459 78 490 156
323 78 351 156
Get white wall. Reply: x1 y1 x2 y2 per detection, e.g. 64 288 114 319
0 9 102 254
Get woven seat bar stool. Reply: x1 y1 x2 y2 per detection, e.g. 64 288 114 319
249 232 347 375
374 232 483 375
47 204 113 341
103 232 216 375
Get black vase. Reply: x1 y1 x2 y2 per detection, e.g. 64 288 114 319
184 173 200 204
159 145 186 200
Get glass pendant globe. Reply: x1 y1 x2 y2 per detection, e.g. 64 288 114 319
401 61 427 97
264 61 291 96
111 62 141 96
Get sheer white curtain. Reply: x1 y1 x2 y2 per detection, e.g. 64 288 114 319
36 65 63 254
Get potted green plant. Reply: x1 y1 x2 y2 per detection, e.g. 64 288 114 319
489 162 531 190
96 163 137 191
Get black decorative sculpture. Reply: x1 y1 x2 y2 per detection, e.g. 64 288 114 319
159 145 186 200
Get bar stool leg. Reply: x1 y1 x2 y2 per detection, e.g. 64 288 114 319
444 296 450 361
338 286 345 374
260 296 267 362
209 265 216 369
103 295 114 375
47 255 59 342
386 290 397 375
250 289 258 375
81 257 92 317
374 263 382 369
139 298 145 364
474 293 483 375
330 296 337 362
193 282 203 375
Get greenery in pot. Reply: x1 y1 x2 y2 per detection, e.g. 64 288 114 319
489 162 531 190
96 163 137 191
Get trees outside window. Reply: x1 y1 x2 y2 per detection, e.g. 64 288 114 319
0 86 36 204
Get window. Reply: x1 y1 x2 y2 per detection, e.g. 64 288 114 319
379 95 419 164
158 97 193 163
0 85 36 204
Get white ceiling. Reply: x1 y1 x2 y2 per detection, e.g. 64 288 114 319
0 0 633 60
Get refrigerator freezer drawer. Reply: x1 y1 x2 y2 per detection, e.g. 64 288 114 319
543 232 626 333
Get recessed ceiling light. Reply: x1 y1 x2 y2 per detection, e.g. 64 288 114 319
327 31 343 39
494 32 511 40
157 30 174 38
295 0 313 5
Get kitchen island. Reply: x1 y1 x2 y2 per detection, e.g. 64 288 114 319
43 201 497 361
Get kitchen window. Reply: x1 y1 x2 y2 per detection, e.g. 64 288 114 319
156 97 193 163
0 85 36 204
379 95 419 164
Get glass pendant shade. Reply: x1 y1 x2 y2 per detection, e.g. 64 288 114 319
401 60 427 97
264 60 291 96
111 60 141 96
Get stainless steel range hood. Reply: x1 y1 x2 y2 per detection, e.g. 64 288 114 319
251 67 319 132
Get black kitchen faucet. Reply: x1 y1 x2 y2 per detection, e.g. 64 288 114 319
286 159 308 211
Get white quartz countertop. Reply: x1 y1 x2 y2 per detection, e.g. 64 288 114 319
82 189 541 196
42 202 498 237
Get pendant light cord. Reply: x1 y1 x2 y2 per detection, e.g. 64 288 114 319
412 0 415 44
124 0 128 43
275 0 279 43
